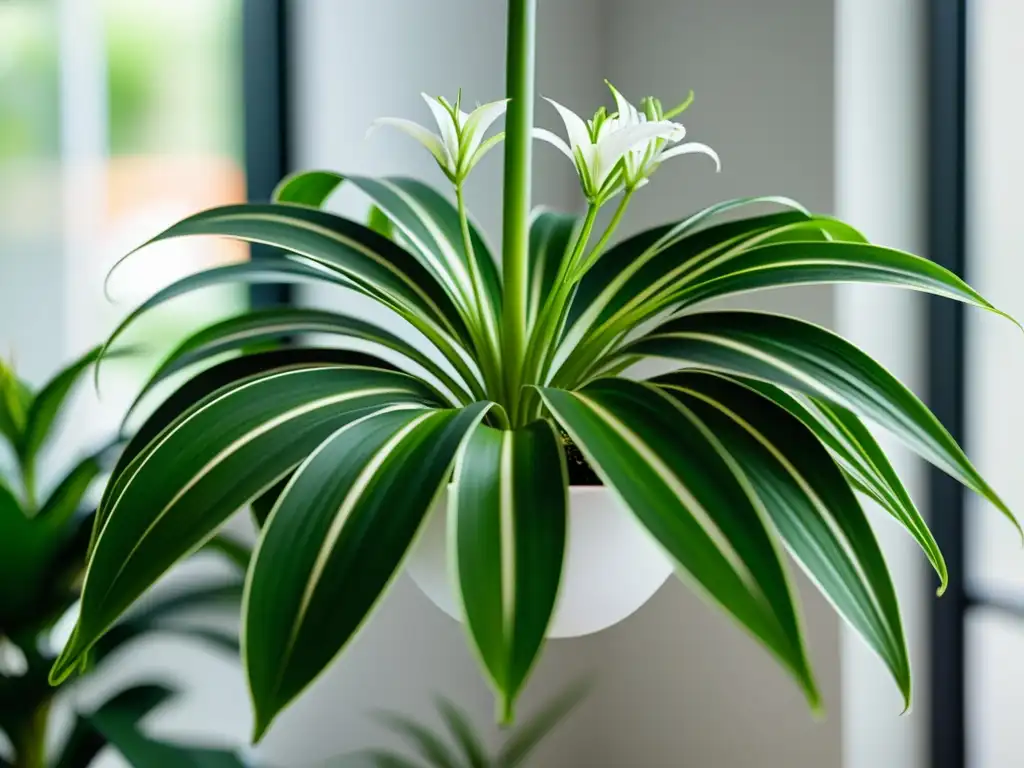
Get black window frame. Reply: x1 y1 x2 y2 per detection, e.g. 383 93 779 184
243 0 293 310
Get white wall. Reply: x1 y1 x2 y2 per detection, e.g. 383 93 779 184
964 2 1024 765
834 1 928 767
280 1 841 766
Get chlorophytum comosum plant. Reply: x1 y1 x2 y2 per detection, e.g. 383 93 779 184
49 0 1021 741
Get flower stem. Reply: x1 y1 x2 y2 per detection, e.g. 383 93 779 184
500 0 536 421
520 204 597 390
571 190 633 280
21 461 36 512
456 184 502 400
515 205 600 425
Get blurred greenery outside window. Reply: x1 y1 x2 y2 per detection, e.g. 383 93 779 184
1 0 247 429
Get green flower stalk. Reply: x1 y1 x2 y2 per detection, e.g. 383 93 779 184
500 0 538 418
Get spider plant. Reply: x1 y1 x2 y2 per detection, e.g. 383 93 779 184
49 0 1019 743
0 353 246 767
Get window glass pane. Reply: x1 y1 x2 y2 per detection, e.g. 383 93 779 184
0 0 63 383
91 0 246 421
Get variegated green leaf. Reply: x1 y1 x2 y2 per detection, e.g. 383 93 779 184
669 241 1019 327
539 379 820 708
565 200 811 334
730 379 946 593
451 420 566 721
244 402 492 738
99 348 399 560
655 371 910 705
555 205 815 386
134 306 475 410
275 171 502 363
110 202 476 360
625 310 1017 537
51 365 442 683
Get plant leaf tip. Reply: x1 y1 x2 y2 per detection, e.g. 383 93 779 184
808 698 826 722
48 654 75 687
250 715 272 745
498 695 516 728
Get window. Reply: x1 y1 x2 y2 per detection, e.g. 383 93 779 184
0 0 289 460
930 1 1024 766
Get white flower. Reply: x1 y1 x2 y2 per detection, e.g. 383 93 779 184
371 93 508 183
535 81 720 203
608 82 721 189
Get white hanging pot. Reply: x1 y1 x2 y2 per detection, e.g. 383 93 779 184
406 486 674 638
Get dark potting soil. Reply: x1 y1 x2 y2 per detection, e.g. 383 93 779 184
558 428 602 486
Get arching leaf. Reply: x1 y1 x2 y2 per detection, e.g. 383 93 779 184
451 420 566 720
539 379 820 708
244 402 492 738
51 366 442 683
626 310 1017 536
655 371 910 706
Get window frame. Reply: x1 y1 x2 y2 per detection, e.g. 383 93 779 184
243 0 293 310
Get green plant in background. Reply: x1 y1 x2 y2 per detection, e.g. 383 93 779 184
336 682 587 768
0 353 247 767
47 0 1020 745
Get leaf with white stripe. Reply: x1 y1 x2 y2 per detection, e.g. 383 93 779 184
452 420 566 721
135 306 474 409
655 371 910 705
539 379 820 708
50 365 441 683
730 378 946 593
554 206 815 386
566 202 811 334
102 348 397 554
276 171 502 349
625 310 1018 537
244 402 492 738
670 241 1018 326
114 203 474 353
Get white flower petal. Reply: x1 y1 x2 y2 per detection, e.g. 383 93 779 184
370 117 450 168
659 141 722 171
532 127 574 161
461 99 510 162
606 81 641 126
543 97 592 152
595 121 681 183
422 93 459 163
